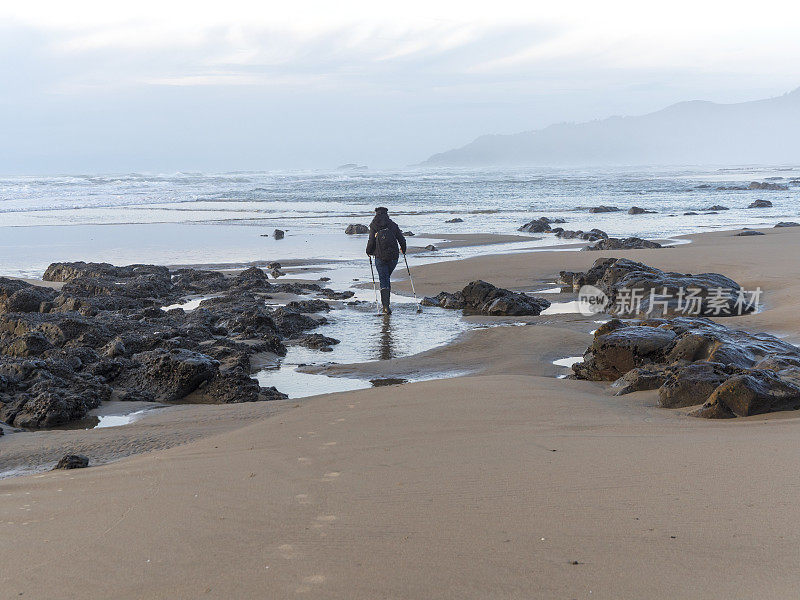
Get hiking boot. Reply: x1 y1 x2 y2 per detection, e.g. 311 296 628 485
380 288 392 314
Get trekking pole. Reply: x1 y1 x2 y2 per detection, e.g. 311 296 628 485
403 253 423 313
369 256 381 313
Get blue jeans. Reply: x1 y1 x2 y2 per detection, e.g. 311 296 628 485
375 257 398 290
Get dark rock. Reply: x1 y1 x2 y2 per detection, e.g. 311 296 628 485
294 333 340 350
403 231 415 237
54 454 89 470
273 229 285 239
556 229 608 242
234 266 270 285
267 262 282 270
694 370 800 417
269 307 324 338
572 317 800 418
584 237 662 251
0 357 111 427
747 199 773 208
683 212 699 216
519 218 552 233
658 362 732 408
446 218 464 223
560 257 754 317
588 206 621 213
171 269 229 294
421 291 467 309
424 245 438 251
423 281 550 316
749 182 788 191
261 386 289 401
610 364 672 395
775 222 800 228
461 281 550 316
0 283 58 314
627 207 656 215
705 205 729 211
285 299 331 313
318 289 355 300
345 224 369 235
735 230 765 236
2 332 53 357
572 323 678 381
131 349 218 402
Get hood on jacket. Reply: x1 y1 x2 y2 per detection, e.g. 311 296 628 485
370 210 392 230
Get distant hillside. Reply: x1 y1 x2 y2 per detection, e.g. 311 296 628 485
422 88 800 166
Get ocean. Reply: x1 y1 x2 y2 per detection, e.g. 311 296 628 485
1 165 798 278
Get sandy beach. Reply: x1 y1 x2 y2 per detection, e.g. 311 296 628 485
3 226 800 598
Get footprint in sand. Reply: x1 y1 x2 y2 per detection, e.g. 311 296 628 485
278 544 298 559
295 574 326 594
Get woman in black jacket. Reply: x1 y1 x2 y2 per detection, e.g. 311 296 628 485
365 207 407 314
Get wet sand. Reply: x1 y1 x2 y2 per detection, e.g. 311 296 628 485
3 227 800 598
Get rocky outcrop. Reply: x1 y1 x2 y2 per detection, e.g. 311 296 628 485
583 237 662 251
627 207 656 215
775 222 800 228
0 262 331 428
54 454 90 470
588 206 621 213
559 258 755 317
704 205 729 211
519 218 551 233
345 224 369 234
421 291 467 309
734 230 765 236
571 317 800 418
446 218 464 223
749 181 788 190
747 199 773 208
294 334 340 351
422 281 551 316
285 299 331 313
553 228 608 242
273 229 285 239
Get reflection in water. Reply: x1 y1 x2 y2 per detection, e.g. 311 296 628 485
377 314 395 360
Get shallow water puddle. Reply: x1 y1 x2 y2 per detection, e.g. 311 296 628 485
553 355 583 379
540 300 584 315
161 295 214 312
255 366 372 398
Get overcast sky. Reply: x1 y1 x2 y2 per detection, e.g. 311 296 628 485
2 0 799 174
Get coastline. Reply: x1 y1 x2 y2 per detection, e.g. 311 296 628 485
3 225 800 597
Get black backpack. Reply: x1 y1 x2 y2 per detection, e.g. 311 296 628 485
375 226 399 261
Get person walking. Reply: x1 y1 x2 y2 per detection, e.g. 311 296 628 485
365 207 407 314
